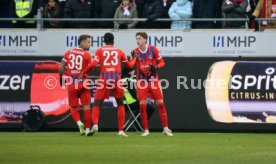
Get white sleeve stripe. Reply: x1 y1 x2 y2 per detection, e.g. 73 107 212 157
94 58 100 62
157 56 162 60
62 58 67 62
122 60 128 63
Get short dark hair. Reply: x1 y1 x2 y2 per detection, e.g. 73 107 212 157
136 32 148 40
104 33 114 45
78 34 91 45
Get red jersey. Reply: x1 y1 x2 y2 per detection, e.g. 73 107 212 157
62 48 93 78
133 45 163 79
94 45 128 81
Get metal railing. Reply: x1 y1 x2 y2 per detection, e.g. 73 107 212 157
1 9 276 30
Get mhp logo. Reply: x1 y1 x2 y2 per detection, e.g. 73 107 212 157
213 35 256 48
66 35 78 47
0 35 6 46
66 35 104 48
0 35 37 47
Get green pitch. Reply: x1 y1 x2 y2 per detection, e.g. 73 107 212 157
1 132 276 164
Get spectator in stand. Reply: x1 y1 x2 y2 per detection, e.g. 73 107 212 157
160 0 175 28
168 0 192 30
0 0 12 28
114 0 138 29
64 0 96 28
135 0 146 18
58 0 66 17
139 0 163 28
9 0 40 28
95 0 121 28
246 0 259 28
222 0 248 28
40 0 66 16
250 0 276 31
192 0 223 29
43 0 61 28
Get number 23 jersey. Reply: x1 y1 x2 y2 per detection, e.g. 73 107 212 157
94 45 128 81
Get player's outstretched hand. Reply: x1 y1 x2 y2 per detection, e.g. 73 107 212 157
150 64 158 73
131 50 138 58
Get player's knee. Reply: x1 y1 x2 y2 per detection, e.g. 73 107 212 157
155 99 163 105
139 100 147 105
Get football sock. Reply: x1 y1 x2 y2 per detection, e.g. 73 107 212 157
92 106 100 125
84 109 91 129
140 103 149 130
71 108 80 123
118 106 125 131
157 103 168 128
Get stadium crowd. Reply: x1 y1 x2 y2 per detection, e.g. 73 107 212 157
0 0 275 30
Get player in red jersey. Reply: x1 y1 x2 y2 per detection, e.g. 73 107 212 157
81 33 135 137
58 34 93 136
129 32 173 136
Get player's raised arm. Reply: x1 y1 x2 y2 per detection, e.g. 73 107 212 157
81 49 101 75
82 58 99 75
123 50 138 69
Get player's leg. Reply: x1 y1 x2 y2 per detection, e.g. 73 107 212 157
90 99 102 134
146 101 155 119
136 80 150 136
152 80 173 136
80 88 92 136
90 81 108 134
116 97 128 137
68 86 84 135
114 81 128 137
155 99 172 136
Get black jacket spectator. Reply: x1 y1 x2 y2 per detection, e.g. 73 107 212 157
94 0 121 28
9 0 40 28
135 0 146 18
64 0 96 28
58 0 66 17
0 0 12 28
160 0 175 29
247 0 259 28
43 0 61 28
192 0 223 29
139 0 163 28
222 0 248 28
40 0 66 17
0 0 10 7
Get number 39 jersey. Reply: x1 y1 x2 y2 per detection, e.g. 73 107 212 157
62 48 93 78
94 46 128 81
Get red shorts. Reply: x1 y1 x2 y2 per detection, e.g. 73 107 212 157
68 83 91 107
136 79 163 101
94 80 124 100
